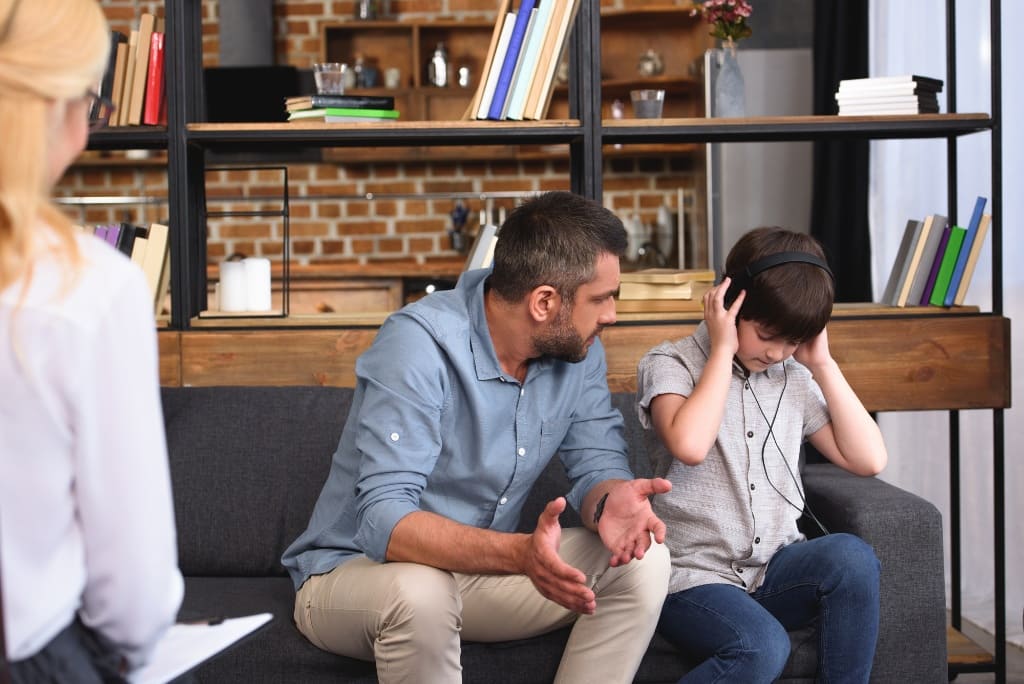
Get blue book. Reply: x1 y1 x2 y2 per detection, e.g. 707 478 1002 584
942 195 987 306
486 0 537 120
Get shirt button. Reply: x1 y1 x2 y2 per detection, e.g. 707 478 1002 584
747 431 754 438
389 432 399 442
745 382 750 389
737 568 744 574
520 388 524 396
750 483 756 491
499 497 508 505
517 447 525 456
754 537 761 544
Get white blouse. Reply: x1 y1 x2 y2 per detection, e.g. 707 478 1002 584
0 227 183 667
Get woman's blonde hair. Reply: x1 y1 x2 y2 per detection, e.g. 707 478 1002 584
0 0 110 294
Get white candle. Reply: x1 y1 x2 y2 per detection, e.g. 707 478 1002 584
219 260 247 312
243 257 272 312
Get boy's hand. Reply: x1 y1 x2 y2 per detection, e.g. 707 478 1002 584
703 277 745 357
794 326 834 370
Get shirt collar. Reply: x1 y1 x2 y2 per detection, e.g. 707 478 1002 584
464 268 555 385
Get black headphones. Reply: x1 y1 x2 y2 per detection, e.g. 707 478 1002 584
724 251 834 306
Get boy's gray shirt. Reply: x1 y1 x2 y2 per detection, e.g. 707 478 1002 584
636 322 830 594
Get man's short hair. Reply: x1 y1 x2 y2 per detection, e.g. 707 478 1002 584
488 191 627 303
725 227 834 342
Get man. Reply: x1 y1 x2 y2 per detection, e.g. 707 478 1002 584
282 191 672 683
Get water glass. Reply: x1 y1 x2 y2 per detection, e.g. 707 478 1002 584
630 89 665 118
313 62 346 95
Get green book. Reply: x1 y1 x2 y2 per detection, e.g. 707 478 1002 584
324 107 399 119
928 225 967 306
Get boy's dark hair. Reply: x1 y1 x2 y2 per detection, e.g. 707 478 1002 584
488 191 628 303
725 227 834 342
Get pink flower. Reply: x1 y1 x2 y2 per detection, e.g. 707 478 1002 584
694 0 753 44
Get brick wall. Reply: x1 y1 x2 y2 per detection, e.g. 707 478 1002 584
57 0 703 270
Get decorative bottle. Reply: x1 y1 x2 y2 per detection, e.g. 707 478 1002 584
428 43 449 87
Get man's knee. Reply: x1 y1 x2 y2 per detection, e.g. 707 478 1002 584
598 539 671 610
382 563 462 635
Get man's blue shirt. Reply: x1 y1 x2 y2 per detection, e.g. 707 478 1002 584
281 268 633 589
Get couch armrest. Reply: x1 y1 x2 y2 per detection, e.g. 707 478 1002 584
801 463 947 683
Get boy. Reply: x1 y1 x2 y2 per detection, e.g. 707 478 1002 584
636 227 887 683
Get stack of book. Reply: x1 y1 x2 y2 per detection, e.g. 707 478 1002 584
285 94 399 123
84 222 171 316
835 74 943 115
616 268 716 314
93 13 167 127
468 0 581 121
881 196 990 308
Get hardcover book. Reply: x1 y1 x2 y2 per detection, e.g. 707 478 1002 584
927 225 967 306
486 0 538 120
476 10 517 119
285 94 395 112
917 221 952 306
881 219 922 305
943 195 988 306
899 214 946 306
952 213 991 306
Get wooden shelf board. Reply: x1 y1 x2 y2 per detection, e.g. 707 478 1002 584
603 113 993 143
948 625 996 666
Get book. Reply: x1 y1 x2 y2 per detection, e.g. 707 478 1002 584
110 39 130 127
464 0 513 120
486 0 537 120
285 94 395 112
141 222 169 311
615 297 704 314
905 214 948 306
287 107 399 122
836 82 943 96
476 10 517 119
943 195 988 306
619 280 713 301
835 94 939 107
917 220 952 306
130 232 149 270
838 74 944 91
620 268 716 285
952 213 991 305
142 30 166 125
94 31 127 120
118 29 139 126
839 103 939 116
463 224 499 272
116 222 142 257
504 0 554 120
499 5 540 120
927 225 967 306
894 213 944 307
104 223 122 249
127 613 272 684
126 13 156 125
525 0 579 120
880 219 922 305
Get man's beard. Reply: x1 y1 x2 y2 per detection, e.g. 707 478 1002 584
534 306 599 363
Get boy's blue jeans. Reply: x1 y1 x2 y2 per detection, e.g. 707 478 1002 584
657 533 880 684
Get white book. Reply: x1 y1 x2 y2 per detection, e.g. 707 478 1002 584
502 6 543 120
476 12 517 120
839 105 938 115
835 94 933 106
838 74 943 89
526 0 578 120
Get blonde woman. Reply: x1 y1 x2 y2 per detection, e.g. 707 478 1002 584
0 0 182 680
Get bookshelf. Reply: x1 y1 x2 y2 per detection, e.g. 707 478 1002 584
87 2 1007 679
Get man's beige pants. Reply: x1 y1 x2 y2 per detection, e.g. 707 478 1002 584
294 528 671 684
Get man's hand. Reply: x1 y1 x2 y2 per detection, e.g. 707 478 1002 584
597 478 672 567
522 497 598 614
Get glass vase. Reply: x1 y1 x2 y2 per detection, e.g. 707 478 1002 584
710 44 746 118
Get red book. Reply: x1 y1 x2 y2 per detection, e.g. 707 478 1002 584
142 31 165 125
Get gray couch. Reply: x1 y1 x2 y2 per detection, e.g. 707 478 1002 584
162 385 947 683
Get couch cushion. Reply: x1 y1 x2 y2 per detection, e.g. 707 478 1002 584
162 386 353 577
